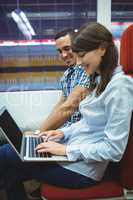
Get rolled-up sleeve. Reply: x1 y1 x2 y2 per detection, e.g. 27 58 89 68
58 126 73 141
58 120 81 141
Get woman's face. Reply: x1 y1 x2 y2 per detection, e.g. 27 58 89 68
76 48 105 75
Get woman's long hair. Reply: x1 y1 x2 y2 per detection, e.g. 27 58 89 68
72 23 118 96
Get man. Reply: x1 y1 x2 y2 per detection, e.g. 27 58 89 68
29 29 90 199
39 29 90 131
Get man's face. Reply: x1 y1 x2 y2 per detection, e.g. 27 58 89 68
55 34 76 67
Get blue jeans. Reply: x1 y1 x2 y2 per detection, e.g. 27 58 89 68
0 144 97 200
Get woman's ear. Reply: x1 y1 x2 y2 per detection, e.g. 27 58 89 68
99 41 108 57
99 47 106 57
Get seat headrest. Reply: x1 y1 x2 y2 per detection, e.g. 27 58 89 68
120 24 133 77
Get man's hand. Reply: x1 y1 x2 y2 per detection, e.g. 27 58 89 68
35 141 66 155
38 130 64 142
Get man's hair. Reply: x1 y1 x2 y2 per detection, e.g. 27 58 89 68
54 28 76 40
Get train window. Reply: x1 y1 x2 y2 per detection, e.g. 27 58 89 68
111 0 133 50
0 0 97 92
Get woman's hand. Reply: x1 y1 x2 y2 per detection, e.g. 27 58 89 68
35 141 66 155
38 130 64 142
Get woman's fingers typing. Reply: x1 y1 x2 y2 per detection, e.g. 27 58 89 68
38 130 64 142
35 141 66 155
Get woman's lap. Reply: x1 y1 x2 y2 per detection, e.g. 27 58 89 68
0 144 97 189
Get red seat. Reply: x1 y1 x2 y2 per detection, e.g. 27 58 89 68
41 25 133 200
120 24 133 77
41 181 123 200
41 116 133 200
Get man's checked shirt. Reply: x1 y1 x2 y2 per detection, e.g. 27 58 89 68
60 65 90 127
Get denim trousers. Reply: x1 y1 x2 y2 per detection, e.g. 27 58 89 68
0 144 97 200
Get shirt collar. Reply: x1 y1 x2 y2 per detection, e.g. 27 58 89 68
113 65 124 76
94 65 124 84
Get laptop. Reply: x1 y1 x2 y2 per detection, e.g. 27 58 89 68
0 106 69 162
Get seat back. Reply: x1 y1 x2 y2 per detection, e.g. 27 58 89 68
119 24 133 189
119 115 133 189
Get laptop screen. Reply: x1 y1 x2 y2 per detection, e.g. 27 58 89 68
0 107 22 153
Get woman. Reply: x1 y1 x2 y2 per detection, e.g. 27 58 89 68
0 23 133 200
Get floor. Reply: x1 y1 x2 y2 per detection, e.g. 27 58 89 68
0 180 41 200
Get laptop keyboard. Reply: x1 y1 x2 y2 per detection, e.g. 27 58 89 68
28 137 51 158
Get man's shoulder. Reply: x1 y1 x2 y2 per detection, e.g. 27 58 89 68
63 66 74 75
73 65 84 71
61 65 89 84
63 65 84 75
74 65 89 77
